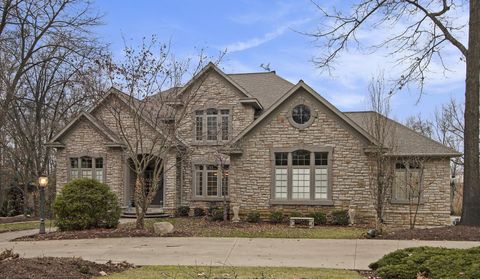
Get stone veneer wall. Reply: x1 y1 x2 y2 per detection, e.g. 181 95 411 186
55 118 125 203
229 88 451 227
384 158 451 227
176 70 256 210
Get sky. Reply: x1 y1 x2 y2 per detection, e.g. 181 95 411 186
93 0 468 123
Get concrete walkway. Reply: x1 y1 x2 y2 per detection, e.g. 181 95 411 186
0 232 479 270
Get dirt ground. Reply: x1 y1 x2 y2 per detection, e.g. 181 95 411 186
0 249 133 279
381 225 480 241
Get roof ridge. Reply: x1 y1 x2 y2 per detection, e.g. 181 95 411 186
227 71 276 76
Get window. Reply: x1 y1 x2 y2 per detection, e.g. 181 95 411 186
393 162 422 201
206 109 218 141
273 149 330 202
292 104 311 124
69 156 105 182
194 108 230 142
194 164 229 199
195 111 204 141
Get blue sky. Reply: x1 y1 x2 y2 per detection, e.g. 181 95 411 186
94 0 467 123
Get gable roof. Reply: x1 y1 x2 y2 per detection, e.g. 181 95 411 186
345 111 462 157
174 62 263 109
47 111 122 146
227 72 294 109
230 80 378 146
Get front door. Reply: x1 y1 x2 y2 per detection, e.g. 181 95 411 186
144 168 163 206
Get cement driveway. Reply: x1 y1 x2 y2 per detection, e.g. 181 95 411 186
0 233 479 270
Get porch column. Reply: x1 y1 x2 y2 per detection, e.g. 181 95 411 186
163 150 177 213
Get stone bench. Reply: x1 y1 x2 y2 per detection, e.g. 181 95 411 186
289 217 314 228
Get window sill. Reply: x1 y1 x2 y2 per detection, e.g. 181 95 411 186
191 197 230 202
191 141 229 146
269 199 334 206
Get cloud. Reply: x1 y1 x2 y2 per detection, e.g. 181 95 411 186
223 18 311 53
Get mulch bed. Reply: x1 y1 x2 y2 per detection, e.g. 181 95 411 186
380 225 480 241
14 227 157 241
0 249 133 279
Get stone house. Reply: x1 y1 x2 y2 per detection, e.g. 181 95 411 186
47 63 460 227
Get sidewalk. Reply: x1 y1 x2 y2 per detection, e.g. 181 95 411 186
0 235 478 270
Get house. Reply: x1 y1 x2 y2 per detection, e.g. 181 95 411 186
46 63 461 227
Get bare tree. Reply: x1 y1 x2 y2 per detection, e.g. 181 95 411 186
100 37 219 229
308 0 480 225
405 115 433 138
365 74 396 232
0 0 102 133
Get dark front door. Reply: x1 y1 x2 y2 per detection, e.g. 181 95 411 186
144 167 163 206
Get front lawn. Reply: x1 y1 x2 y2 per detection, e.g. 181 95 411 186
15 217 366 241
139 217 366 239
102 265 366 279
0 220 53 233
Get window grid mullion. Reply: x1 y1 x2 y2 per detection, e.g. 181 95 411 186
287 152 292 200
310 152 315 200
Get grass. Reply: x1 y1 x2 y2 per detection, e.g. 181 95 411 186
102 265 364 279
122 217 366 239
0 220 53 233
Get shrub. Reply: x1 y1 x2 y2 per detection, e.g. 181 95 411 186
269 211 284 224
290 211 302 218
369 246 480 279
0 187 24 217
331 209 349 226
210 207 225 221
246 211 261 223
176 206 190 217
308 212 327 225
193 207 205 217
54 178 121 231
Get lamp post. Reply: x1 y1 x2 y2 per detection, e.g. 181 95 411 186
38 175 48 234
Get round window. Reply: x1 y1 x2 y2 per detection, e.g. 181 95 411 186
292 104 311 125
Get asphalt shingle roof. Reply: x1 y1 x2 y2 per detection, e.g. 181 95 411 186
227 72 294 109
345 111 461 156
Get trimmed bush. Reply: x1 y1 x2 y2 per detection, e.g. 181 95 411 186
54 178 121 231
193 207 205 217
369 246 480 279
210 207 225 221
269 211 284 224
331 209 349 226
176 206 190 217
246 211 261 223
308 212 327 225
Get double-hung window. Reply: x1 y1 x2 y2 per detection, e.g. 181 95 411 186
69 156 105 182
273 149 331 203
194 108 230 142
194 164 229 199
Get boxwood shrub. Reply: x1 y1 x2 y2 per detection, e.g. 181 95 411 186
369 246 480 279
246 211 261 223
54 178 121 231
193 207 206 217
269 211 284 224
331 209 349 226
176 206 190 217
308 211 327 225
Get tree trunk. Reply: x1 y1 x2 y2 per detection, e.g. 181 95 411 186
461 0 480 226
134 176 145 229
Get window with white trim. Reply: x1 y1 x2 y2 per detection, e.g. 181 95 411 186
194 108 230 142
273 149 330 201
194 164 229 198
69 156 105 182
